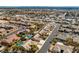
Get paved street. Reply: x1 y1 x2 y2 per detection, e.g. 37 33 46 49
38 24 60 53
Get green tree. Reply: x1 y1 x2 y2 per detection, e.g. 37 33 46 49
64 37 73 45
28 44 38 53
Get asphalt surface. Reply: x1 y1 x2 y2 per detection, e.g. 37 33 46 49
38 24 60 53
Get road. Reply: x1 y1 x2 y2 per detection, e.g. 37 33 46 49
38 24 60 53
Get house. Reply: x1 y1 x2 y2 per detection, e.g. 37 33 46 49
53 42 74 53
0 28 6 35
73 36 79 43
0 46 6 51
22 40 32 50
1 34 20 44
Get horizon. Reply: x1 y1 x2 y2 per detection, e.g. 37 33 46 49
0 6 79 10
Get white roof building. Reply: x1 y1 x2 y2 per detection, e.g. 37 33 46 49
53 42 74 53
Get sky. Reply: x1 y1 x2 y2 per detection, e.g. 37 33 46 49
0 0 79 6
